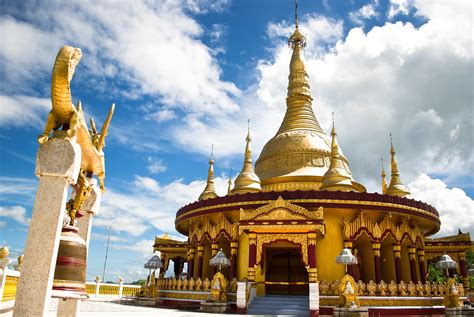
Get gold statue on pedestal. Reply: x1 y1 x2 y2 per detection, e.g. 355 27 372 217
444 278 461 308
338 274 360 308
210 271 228 303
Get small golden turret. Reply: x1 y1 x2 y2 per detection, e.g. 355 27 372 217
227 174 233 195
320 116 355 191
386 135 410 197
381 158 387 194
198 147 219 201
232 122 262 194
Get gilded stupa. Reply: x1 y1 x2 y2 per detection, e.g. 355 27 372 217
152 2 472 314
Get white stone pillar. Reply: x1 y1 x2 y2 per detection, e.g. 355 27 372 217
0 258 11 301
13 138 81 317
236 281 247 313
94 276 101 297
118 278 124 299
309 282 320 316
57 178 101 316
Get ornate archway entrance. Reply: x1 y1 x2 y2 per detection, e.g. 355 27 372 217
265 246 308 295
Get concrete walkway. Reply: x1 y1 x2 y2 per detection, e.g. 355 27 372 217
2 299 251 317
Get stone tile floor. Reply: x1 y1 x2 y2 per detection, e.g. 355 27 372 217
47 298 248 316
1 299 250 316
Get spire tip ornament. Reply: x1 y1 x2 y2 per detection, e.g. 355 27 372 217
198 146 219 201
386 135 410 197
232 122 262 194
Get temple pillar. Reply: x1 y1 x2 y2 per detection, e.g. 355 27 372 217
197 245 204 279
159 253 168 278
458 252 468 288
230 241 238 280
417 249 426 283
408 247 418 282
372 243 382 283
211 243 219 275
393 244 402 283
248 233 257 282
188 247 195 279
308 233 318 282
344 241 354 277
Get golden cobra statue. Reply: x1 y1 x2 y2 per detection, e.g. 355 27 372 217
38 46 114 191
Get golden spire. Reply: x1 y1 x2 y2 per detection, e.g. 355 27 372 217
227 176 232 195
276 0 323 134
198 145 218 201
320 113 355 191
381 158 387 194
232 120 262 194
227 171 233 195
386 134 410 197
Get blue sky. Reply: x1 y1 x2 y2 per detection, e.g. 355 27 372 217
0 0 472 282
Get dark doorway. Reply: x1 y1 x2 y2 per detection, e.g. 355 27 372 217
265 248 308 295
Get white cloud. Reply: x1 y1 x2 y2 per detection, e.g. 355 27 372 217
0 95 50 128
95 175 229 237
0 177 37 199
149 109 176 123
0 205 30 225
146 157 167 174
388 0 412 19
408 173 474 237
0 1 239 125
91 232 126 243
350 3 379 25
112 239 155 259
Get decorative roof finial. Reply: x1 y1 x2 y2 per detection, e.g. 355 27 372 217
227 168 233 195
381 158 387 194
331 111 336 135
232 121 262 194
386 134 410 197
198 145 218 201
321 114 356 192
295 0 299 28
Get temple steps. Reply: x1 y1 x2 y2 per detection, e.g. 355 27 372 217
247 295 309 316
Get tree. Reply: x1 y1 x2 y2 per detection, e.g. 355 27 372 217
131 279 146 285
427 263 445 283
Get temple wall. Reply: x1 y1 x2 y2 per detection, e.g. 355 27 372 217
316 212 345 282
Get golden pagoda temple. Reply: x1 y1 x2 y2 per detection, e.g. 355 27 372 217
152 4 473 315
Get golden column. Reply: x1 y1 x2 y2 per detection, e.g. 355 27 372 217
188 247 196 279
417 249 426 283
372 243 382 283
196 245 204 279
393 244 402 283
458 251 468 288
307 233 317 282
248 233 257 282
408 247 418 282
159 253 168 278
230 241 238 280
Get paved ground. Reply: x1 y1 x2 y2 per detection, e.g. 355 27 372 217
1 299 251 317
48 298 249 316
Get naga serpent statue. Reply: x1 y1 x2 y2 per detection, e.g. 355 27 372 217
38 45 114 191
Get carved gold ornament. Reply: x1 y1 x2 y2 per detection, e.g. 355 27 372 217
343 210 423 244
